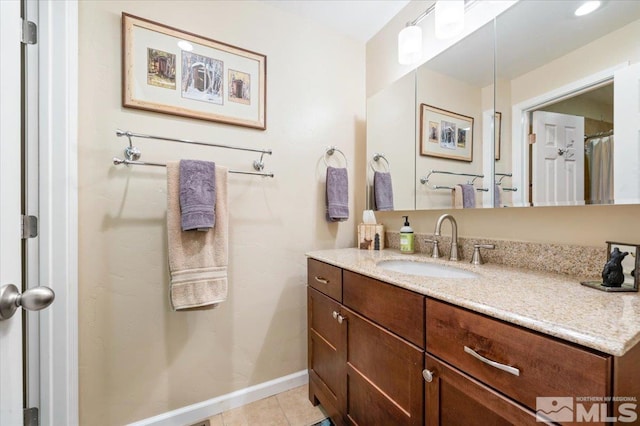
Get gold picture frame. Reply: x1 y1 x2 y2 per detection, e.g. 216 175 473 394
122 13 267 129
420 104 474 162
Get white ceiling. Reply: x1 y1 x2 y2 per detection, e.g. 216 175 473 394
426 0 640 87
263 0 411 42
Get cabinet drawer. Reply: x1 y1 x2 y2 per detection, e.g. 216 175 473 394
308 258 342 301
343 270 424 348
426 298 611 413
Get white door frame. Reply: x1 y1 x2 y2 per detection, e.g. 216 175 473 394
510 63 628 207
37 1 79 425
0 1 25 424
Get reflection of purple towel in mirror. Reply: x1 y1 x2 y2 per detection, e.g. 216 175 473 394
494 184 502 208
179 160 216 231
326 167 349 222
459 184 476 208
374 171 394 211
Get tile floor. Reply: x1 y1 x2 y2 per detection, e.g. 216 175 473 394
205 383 327 426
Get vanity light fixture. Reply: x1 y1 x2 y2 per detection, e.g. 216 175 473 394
435 0 465 39
398 0 474 65
575 1 601 16
398 24 423 65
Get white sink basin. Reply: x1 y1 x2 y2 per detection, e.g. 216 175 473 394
377 259 479 279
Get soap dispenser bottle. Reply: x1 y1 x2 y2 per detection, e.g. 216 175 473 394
400 216 414 254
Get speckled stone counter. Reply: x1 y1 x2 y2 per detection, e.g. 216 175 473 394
306 248 640 357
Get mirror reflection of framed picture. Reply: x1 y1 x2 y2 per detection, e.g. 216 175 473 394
419 104 473 162
495 111 502 161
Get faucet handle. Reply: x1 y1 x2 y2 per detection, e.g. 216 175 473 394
424 238 440 259
471 244 495 265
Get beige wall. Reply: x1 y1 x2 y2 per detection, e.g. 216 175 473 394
78 1 365 424
367 5 640 246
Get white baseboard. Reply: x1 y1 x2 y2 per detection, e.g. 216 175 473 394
128 370 309 426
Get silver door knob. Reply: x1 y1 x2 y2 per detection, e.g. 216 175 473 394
0 284 55 320
422 369 435 383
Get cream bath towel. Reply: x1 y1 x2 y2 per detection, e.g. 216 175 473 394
167 161 228 310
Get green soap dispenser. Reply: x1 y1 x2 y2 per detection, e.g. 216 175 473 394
400 216 414 254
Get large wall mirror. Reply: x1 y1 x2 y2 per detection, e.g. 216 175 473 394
415 19 495 210
365 0 640 211
497 0 640 208
366 71 416 211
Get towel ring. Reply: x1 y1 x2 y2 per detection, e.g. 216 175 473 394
369 152 390 173
324 146 348 168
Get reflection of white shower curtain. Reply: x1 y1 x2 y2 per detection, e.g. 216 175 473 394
585 135 614 204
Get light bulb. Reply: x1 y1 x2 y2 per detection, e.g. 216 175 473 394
575 1 601 16
435 0 464 40
398 25 422 65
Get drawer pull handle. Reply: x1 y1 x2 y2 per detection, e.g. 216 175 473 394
422 369 434 383
314 276 329 284
464 346 520 377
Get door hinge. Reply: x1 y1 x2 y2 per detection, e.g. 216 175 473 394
528 133 537 144
21 19 37 45
22 215 38 239
24 407 39 426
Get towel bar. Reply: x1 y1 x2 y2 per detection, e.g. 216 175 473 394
112 157 274 177
115 129 274 175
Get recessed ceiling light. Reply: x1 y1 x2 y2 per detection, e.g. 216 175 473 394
177 40 193 51
575 1 601 16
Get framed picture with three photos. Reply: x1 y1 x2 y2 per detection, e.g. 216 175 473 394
122 13 266 129
420 103 473 162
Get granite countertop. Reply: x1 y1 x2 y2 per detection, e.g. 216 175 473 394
306 248 640 357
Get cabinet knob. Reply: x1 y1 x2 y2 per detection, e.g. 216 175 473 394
337 314 345 324
422 369 434 383
332 311 338 320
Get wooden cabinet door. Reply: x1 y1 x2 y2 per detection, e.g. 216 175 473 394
424 354 539 426
343 307 423 426
308 287 346 424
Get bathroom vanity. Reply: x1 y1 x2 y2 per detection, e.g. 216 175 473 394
306 249 640 425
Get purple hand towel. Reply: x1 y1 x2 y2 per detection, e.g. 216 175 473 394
459 184 476 208
326 166 349 222
373 171 394 211
494 183 503 208
179 160 216 231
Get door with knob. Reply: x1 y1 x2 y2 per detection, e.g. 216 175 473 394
531 111 585 206
0 0 55 422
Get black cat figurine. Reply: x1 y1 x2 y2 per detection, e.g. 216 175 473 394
601 247 629 287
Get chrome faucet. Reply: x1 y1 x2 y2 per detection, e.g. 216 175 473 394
434 214 458 261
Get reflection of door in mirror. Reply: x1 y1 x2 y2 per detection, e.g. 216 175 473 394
366 71 416 211
532 84 613 206
531 111 585 206
496 0 640 208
